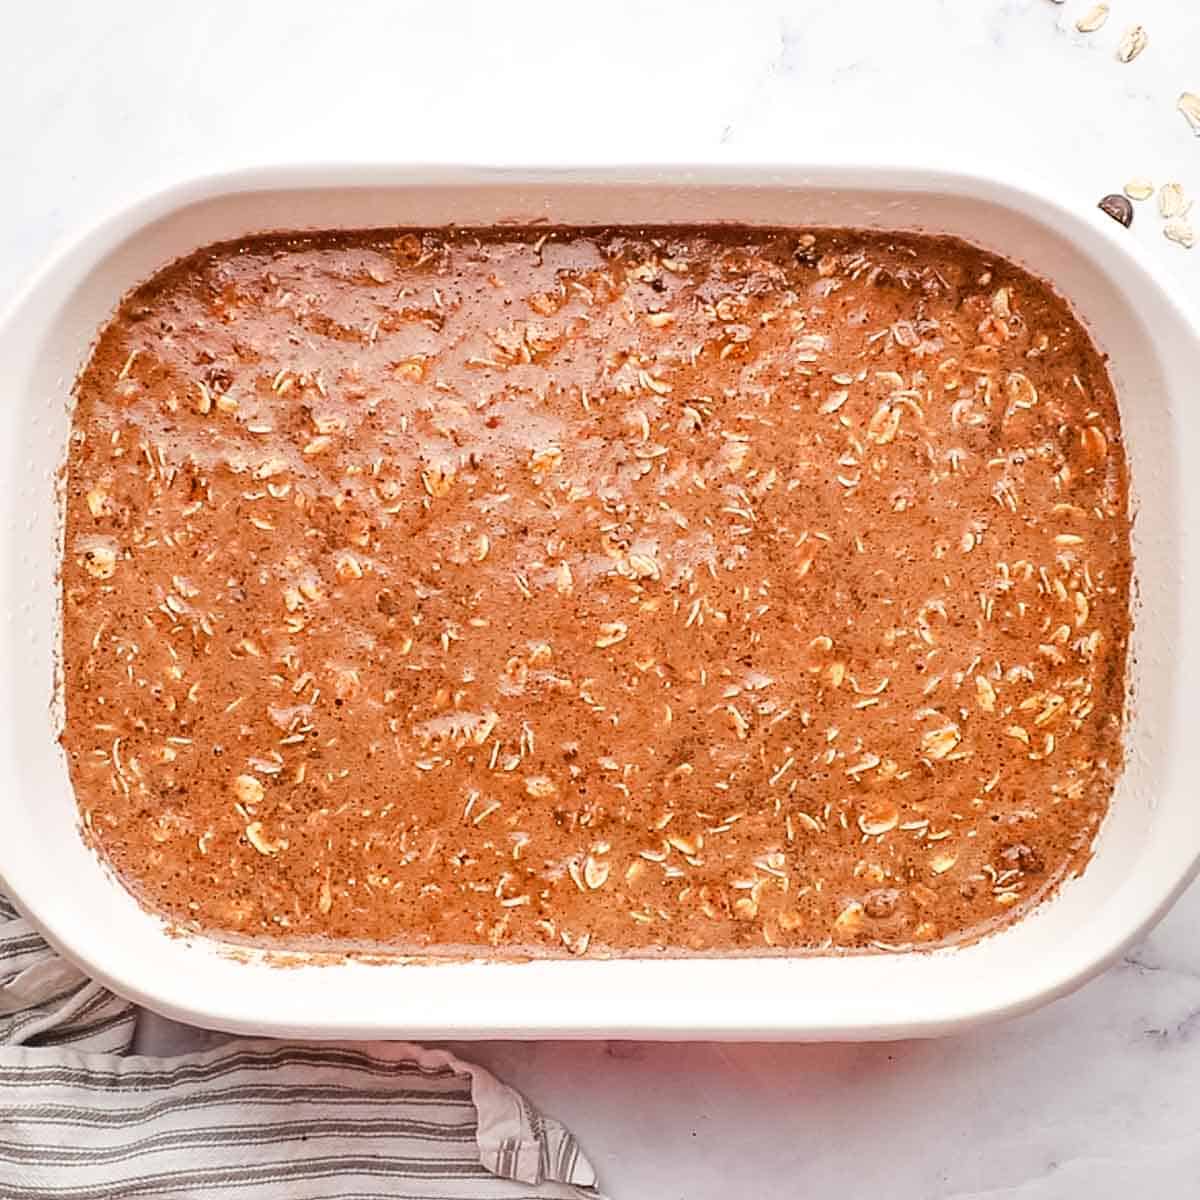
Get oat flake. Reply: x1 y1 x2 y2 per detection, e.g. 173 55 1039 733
1164 218 1195 248
1159 182 1189 220
1116 25 1148 63
1178 92 1200 136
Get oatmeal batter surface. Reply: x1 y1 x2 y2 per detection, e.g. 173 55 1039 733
60 227 1131 954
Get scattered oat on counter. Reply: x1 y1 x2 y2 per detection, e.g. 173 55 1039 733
1178 92 1200 136
1075 4 1110 33
1158 182 1190 219
1101 182 1195 248
1164 217 1196 248
1116 25 1148 63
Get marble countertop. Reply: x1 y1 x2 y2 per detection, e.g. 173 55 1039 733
6 1 1200 1195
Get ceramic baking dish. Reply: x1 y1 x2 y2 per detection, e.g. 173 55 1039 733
0 165 1194 1041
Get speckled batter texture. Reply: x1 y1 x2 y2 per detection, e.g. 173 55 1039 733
60 226 1131 956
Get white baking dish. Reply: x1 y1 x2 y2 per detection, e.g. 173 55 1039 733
0 165 1194 1041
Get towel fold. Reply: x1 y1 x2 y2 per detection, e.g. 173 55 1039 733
0 894 601 1200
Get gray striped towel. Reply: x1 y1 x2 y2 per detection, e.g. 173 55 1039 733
0 893 601 1199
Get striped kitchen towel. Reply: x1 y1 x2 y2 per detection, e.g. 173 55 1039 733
0 894 601 1199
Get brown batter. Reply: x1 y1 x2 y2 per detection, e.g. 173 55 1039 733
59 226 1131 955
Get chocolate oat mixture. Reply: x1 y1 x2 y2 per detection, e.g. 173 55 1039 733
60 227 1131 954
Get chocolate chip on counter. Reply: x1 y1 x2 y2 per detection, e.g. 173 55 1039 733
1098 194 1134 227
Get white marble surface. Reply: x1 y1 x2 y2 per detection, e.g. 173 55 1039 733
7 1 1200 1196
